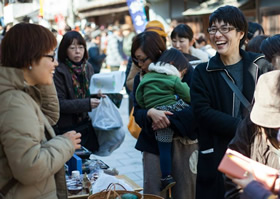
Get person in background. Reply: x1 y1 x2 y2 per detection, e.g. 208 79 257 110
247 22 264 41
105 25 126 71
0 23 81 199
195 33 216 59
246 35 268 53
243 21 265 49
135 48 191 192
132 31 198 199
122 24 136 58
260 34 280 70
226 70 280 199
191 5 271 199
54 31 100 153
88 29 106 74
171 24 209 64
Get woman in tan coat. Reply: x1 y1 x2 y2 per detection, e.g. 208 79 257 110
0 23 81 199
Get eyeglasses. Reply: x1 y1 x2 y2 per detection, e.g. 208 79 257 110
207 26 238 35
133 57 149 65
68 45 85 51
43 54 56 62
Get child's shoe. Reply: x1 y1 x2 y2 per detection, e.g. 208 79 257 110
160 175 176 192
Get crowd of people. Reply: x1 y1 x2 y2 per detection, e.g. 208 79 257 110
1 4 280 199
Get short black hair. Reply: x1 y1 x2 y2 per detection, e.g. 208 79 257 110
209 5 247 47
158 48 190 72
170 24 193 41
247 22 264 40
246 35 268 53
58 31 88 63
260 34 280 63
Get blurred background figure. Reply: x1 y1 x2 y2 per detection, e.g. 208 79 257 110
105 25 126 71
260 34 280 70
170 24 209 65
246 35 268 53
88 29 106 74
247 21 265 41
195 33 216 59
122 24 136 58
244 21 265 49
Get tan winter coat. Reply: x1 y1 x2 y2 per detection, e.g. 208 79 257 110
0 66 75 199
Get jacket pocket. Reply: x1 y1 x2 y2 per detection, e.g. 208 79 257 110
197 150 217 183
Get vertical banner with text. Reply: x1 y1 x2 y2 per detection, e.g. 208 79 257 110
126 0 147 33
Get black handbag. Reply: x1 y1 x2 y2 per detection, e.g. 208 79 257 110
54 119 99 153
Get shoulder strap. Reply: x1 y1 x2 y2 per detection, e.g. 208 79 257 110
0 178 17 198
220 71 251 111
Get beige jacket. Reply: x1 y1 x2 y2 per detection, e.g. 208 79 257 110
0 66 75 199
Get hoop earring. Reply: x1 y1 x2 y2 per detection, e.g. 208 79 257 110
29 66 32 70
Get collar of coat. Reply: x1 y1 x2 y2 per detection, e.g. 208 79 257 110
206 49 265 72
148 62 181 77
0 66 42 105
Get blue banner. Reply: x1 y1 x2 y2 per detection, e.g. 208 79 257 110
126 0 147 33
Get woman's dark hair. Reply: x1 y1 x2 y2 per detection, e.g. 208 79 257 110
246 35 268 53
233 115 280 150
260 34 280 63
1 23 57 69
131 31 167 66
209 5 248 47
58 31 88 63
247 22 264 40
170 24 193 41
158 48 190 72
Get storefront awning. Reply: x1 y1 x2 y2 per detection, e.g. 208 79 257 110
182 0 249 16
77 0 127 12
78 6 129 18
77 0 128 18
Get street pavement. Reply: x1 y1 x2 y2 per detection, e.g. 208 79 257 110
94 91 144 188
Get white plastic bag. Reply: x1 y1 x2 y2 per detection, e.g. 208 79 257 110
88 96 123 130
93 127 125 156
91 171 134 194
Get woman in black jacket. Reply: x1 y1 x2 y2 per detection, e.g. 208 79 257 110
54 31 100 153
191 5 272 199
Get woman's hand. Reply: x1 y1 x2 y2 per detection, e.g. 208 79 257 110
63 131 82 149
227 172 255 189
147 108 173 130
97 89 106 98
90 98 100 108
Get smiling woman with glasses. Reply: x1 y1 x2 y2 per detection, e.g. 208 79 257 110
0 23 81 199
191 5 272 199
